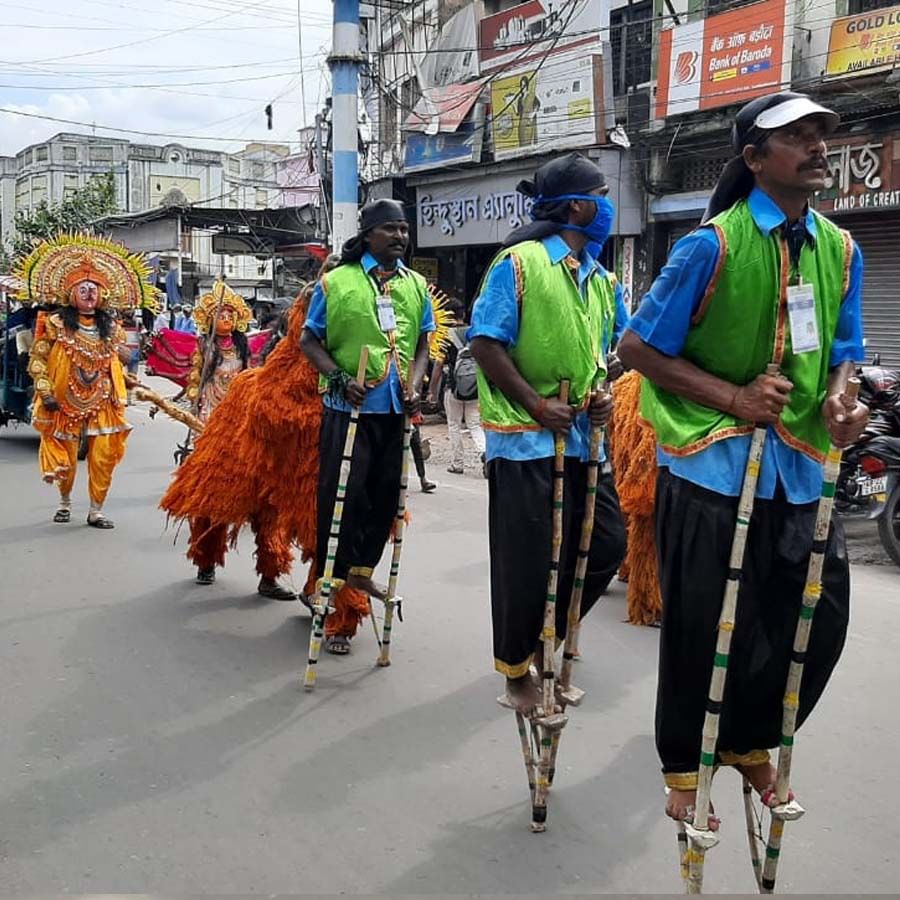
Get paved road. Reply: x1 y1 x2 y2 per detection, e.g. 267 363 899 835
1 397 898 893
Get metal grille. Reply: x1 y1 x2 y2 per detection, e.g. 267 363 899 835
844 215 900 366
681 154 731 192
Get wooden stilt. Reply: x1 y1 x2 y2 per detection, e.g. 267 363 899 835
303 348 369 690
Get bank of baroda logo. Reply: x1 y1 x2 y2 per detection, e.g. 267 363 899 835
674 49 699 84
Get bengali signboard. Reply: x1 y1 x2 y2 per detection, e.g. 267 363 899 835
417 173 535 247
656 0 787 118
817 135 900 214
489 53 604 160
825 5 900 78
479 0 603 73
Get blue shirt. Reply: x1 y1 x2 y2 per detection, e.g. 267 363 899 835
174 314 196 335
468 234 628 463
305 252 436 413
627 186 865 503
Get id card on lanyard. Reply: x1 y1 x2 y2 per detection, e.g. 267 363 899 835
786 278 820 354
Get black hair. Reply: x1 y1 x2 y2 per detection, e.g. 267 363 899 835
60 305 114 340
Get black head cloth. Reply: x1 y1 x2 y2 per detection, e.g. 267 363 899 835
340 199 410 263
501 152 607 248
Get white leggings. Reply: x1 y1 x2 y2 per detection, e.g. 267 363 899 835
445 391 485 468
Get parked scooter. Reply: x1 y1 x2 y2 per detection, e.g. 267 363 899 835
835 358 900 567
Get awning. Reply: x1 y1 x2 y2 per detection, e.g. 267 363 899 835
405 80 485 134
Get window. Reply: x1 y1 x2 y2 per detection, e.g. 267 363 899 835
848 0 896 11
64 174 80 199
35 145 49 163
705 0 758 15
15 179 29 204
31 174 48 204
63 146 77 162
90 146 113 163
255 189 268 207
251 161 265 180
228 157 240 175
610 0 652 95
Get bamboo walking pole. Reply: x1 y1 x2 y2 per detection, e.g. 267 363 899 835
743 776 763 889
376 412 411 667
546 379 607 787
528 380 571 832
680 362 780 893
757 378 860 894
303 347 369 690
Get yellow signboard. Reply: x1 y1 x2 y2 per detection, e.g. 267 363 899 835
826 5 900 77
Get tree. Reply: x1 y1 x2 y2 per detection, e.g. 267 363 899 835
7 172 119 263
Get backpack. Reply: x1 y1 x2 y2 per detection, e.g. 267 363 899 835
449 329 478 401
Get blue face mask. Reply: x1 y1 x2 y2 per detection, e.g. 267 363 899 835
532 193 616 247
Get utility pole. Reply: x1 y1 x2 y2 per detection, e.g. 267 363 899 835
329 0 361 252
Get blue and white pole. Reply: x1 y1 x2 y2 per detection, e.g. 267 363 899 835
329 0 361 252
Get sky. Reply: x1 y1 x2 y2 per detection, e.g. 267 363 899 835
0 0 335 157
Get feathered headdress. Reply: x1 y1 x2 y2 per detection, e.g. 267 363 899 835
193 281 252 334
427 286 456 361
15 232 158 311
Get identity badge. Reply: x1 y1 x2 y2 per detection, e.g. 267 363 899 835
377 295 397 332
786 282 820 354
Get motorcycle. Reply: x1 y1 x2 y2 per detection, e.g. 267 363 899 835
835 360 900 567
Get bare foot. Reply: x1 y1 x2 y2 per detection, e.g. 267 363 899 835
666 789 721 831
735 760 794 808
346 573 387 600
505 674 541 715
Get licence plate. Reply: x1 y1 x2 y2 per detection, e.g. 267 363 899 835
860 475 888 497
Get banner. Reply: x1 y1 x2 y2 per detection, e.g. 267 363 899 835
479 0 603 73
404 117 484 173
489 53 604 160
817 135 900 214
656 0 787 119
825 5 900 77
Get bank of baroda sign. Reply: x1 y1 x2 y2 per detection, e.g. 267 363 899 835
655 0 788 119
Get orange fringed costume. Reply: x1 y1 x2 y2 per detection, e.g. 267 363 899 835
608 370 662 626
160 290 368 638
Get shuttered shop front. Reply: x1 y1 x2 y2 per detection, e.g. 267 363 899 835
843 215 900 366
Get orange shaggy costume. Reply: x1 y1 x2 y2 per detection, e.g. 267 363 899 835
608 370 662 626
160 292 369 638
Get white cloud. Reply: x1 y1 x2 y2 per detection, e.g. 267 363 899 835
0 0 334 156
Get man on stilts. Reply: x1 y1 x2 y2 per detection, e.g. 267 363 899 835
618 92 869 834
19 233 157 529
300 199 434 620
469 153 627 713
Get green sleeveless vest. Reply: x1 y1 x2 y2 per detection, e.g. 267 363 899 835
319 261 428 390
477 240 617 432
641 199 852 462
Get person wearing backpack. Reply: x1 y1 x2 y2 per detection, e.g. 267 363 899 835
442 315 486 476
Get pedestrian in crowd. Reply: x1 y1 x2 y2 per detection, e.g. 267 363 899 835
154 304 170 334
174 305 196 334
618 91 870 830
469 152 627 712
409 419 436 493
430 298 486 477
169 303 180 330
301 199 434 600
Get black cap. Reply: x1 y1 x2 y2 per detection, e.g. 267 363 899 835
703 91 839 223
359 199 408 233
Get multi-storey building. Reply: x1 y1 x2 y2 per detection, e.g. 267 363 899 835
0 133 300 292
360 0 649 308
646 0 900 362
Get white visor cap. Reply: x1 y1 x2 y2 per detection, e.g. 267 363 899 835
754 96 839 133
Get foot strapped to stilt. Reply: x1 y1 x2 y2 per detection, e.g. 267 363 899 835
684 821 721 851
533 711 568 731
557 684 585 707
770 799 805 822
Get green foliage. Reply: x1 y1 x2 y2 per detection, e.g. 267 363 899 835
8 172 119 262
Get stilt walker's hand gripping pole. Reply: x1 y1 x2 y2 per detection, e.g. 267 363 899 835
679 362 780 894
757 378 860 895
303 347 369 691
